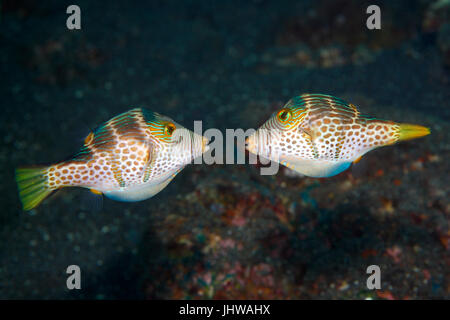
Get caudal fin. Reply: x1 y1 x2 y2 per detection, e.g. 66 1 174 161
15 167 53 211
397 123 430 141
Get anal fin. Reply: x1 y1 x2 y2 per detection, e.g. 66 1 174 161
353 155 363 164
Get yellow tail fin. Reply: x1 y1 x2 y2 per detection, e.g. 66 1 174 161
398 123 430 141
15 167 53 211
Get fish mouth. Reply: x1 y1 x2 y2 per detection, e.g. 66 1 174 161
245 136 253 152
246 132 260 155
202 136 210 153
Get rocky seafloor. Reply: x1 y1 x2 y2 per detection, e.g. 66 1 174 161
0 0 448 299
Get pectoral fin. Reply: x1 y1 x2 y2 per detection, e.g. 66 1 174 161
142 145 158 183
299 126 319 158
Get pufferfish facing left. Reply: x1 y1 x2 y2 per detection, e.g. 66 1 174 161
246 94 430 178
15 108 209 211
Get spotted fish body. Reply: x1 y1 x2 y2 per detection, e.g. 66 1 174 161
246 94 430 177
16 108 209 210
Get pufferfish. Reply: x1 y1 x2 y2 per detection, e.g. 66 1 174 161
246 94 430 177
15 108 209 211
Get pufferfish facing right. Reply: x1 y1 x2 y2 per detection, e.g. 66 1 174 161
246 94 430 177
15 108 209 211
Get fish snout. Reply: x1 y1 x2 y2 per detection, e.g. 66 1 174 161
178 129 208 161
247 128 276 158
191 133 209 158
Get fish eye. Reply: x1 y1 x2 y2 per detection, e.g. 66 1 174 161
277 109 292 123
164 122 176 136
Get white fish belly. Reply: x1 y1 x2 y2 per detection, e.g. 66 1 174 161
103 176 174 202
283 158 351 178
